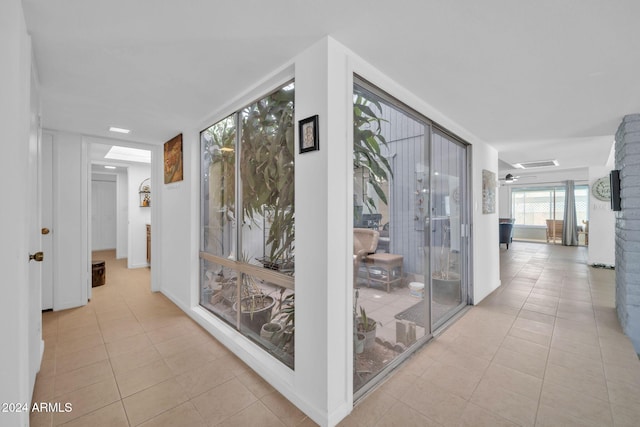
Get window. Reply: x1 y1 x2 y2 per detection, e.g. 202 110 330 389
200 82 295 369
512 185 588 226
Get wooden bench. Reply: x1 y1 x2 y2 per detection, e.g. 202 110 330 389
546 219 563 243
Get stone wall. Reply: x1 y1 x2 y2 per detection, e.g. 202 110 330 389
614 114 640 352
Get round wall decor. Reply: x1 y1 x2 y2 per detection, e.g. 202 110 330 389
592 176 611 201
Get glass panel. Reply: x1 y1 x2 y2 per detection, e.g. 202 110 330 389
240 84 295 274
237 274 294 370
199 82 295 370
512 186 589 227
201 114 237 258
200 258 239 327
431 132 466 327
353 82 430 393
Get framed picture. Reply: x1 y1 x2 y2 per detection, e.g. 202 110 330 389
164 133 183 184
299 115 319 153
482 169 496 214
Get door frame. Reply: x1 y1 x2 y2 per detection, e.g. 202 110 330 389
84 138 159 294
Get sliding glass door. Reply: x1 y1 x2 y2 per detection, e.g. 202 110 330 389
430 131 469 327
353 78 470 397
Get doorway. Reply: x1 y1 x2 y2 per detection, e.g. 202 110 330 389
353 78 471 397
88 142 153 295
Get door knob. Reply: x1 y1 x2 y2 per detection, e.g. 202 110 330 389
29 252 44 262
41 228 50 235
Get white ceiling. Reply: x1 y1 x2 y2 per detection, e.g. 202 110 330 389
23 0 640 174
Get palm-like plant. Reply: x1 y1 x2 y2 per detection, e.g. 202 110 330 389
353 93 393 212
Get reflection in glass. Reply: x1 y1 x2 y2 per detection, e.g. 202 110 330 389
201 115 237 258
431 132 466 327
200 259 239 327
352 82 430 394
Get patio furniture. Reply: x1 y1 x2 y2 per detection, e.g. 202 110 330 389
579 220 589 246
354 228 403 292
546 219 563 243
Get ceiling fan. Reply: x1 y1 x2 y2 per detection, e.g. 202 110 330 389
498 173 537 184
500 173 519 183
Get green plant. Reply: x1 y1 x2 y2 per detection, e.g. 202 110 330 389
353 92 393 212
272 291 294 349
241 87 295 268
357 306 379 333
202 85 295 272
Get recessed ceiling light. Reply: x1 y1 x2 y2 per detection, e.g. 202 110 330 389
105 146 151 163
512 159 559 169
109 127 130 134
104 165 116 169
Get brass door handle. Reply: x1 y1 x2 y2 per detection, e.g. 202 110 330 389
42 228 50 235
29 252 44 262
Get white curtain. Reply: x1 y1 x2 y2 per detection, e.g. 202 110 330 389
562 180 579 246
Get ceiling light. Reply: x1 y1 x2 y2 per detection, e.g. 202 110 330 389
104 165 116 169
512 160 559 169
109 127 130 134
105 146 151 163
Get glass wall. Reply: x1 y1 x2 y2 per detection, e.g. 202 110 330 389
431 131 468 327
353 79 470 396
200 82 295 369
512 185 589 226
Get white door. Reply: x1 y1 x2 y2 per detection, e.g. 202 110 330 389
27 62 44 400
41 133 54 309
1 5 43 421
92 179 117 250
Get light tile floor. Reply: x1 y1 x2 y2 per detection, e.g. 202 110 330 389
30 243 640 426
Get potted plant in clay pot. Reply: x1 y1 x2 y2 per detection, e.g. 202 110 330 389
261 289 294 344
356 306 380 351
229 253 276 335
354 332 366 354
432 221 461 304
267 291 294 353
233 291 276 336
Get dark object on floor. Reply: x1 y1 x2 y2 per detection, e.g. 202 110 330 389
395 300 453 328
92 260 106 287
499 218 515 249
591 263 615 270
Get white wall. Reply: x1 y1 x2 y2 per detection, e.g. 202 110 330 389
127 163 151 268
159 134 192 304
472 145 500 302
0 1 36 423
588 166 615 266
116 169 129 259
51 131 89 310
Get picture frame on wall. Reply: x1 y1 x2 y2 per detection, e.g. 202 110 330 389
299 115 319 153
482 169 496 214
164 133 183 184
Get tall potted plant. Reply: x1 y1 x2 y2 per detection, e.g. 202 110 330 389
202 86 295 272
353 92 393 212
432 221 461 304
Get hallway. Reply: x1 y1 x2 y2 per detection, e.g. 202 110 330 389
30 244 640 426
